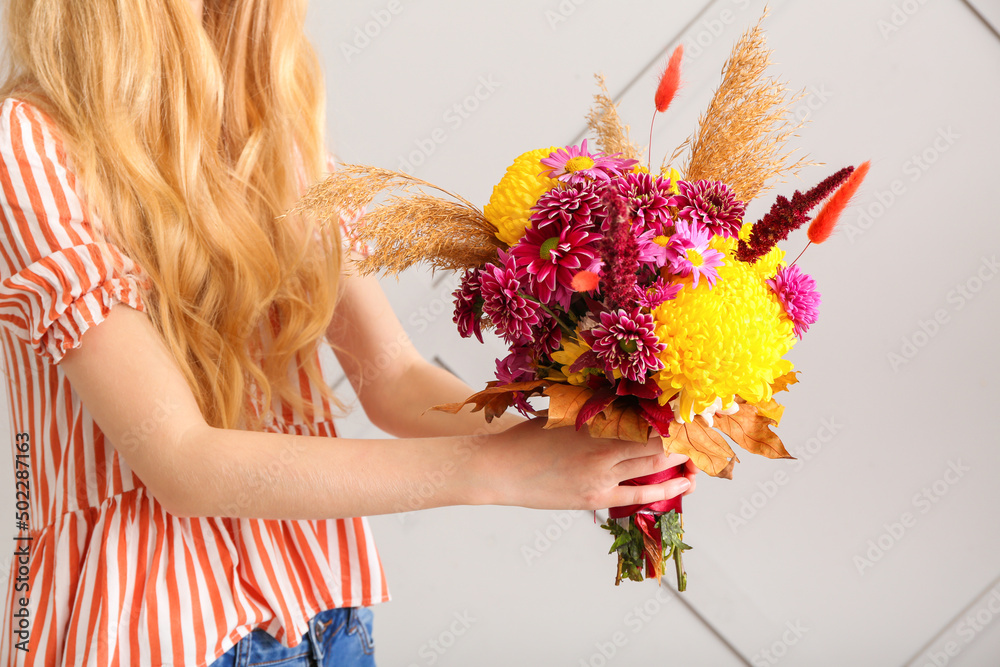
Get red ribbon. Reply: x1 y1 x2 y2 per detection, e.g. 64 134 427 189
608 464 685 519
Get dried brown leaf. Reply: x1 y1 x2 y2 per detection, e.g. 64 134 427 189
543 384 595 430
587 404 651 443
661 416 738 478
715 403 793 460
429 380 551 422
770 371 800 394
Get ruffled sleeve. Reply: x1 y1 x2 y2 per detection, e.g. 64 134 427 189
0 98 151 365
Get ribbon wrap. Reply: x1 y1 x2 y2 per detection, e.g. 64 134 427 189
607 464 686 580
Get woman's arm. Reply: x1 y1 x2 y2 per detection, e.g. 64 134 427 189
60 303 694 521
325 257 524 438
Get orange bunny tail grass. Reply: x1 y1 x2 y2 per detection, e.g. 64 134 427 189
655 45 684 113
807 160 871 244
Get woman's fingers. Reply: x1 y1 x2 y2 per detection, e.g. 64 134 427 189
606 475 691 509
610 451 690 482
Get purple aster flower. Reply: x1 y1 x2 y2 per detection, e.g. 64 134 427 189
530 182 605 232
633 279 682 309
510 220 601 309
587 307 666 382
767 264 821 338
613 171 678 232
495 347 536 415
674 179 746 239
540 139 639 185
664 220 726 289
479 251 541 344
453 268 484 343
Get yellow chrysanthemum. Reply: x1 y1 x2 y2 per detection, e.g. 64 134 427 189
484 147 562 246
652 244 796 422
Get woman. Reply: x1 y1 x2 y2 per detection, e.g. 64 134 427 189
0 0 696 665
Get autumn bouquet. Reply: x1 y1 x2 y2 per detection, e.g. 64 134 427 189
290 15 868 591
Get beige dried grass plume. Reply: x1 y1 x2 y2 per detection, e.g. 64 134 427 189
586 74 643 162
670 10 809 202
287 164 500 276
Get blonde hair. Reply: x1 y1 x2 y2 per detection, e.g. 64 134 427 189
2 0 345 432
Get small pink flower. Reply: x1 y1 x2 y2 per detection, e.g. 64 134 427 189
664 220 725 289
540 139 638 185
767 264 821 338
633 279 682 309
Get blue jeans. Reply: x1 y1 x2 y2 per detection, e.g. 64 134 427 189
209 607 376 666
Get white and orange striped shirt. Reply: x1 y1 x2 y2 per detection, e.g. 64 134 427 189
0 98 389 666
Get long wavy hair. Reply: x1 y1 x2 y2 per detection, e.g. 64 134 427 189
1 0 345 433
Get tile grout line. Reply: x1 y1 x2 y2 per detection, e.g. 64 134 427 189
897 572 1000 667
959 0 1000 41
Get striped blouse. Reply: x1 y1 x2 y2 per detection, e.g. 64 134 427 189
0 98 389 666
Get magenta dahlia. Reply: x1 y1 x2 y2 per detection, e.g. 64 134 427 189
479 252 541 344
587 307 666 382
674 180 746 239
664 220 725 289
529 182 605 232
452 268 484 343
613 171 677 232
767 264 821 338
510 220 601 308
530 312 563 357
540 139 638 185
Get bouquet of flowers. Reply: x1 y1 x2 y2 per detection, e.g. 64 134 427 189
291 15 868 590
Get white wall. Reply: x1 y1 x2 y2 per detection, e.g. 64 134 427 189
3 1 1000 665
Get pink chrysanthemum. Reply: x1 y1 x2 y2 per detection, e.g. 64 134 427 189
587 307 666 382
540 139 638 185
530 182 605 232
530 312 564 357
633 279 682 309
479 252 541 344
674 179 746 239
452 268 484 343
495 347 536 415
664 220 725 288
767 264 821 338
510 219 601 308
613 171 677 232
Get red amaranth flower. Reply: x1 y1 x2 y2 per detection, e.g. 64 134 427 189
452 268 484 343
598 192 640 309
479 252 541 344
673 180 746 239
587 307 666 382
737 166 854 263
767 264 821 338
613 171 677 232
530 182 605 232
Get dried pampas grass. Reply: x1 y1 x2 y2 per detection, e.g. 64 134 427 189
671 10 809 203
286 165 500 277
586 74 643 162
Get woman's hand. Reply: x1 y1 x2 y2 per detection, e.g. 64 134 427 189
475 417 697 511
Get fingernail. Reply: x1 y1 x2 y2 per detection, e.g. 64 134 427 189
677 479 691 492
